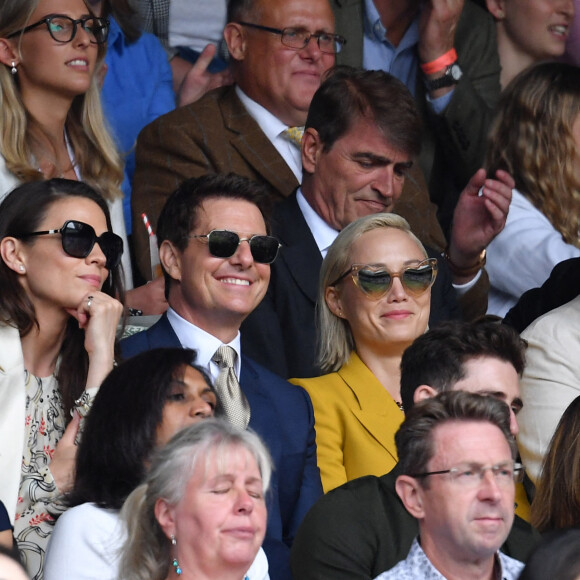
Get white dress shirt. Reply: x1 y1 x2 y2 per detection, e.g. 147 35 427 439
236 86 303 182
166 307 242 381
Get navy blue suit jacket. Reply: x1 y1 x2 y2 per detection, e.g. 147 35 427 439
121 314 323 580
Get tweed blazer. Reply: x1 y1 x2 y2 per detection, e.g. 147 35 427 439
291 352 404 492
332 0 501 233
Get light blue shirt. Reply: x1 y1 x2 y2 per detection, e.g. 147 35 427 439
362 0 452 113
374 538 524 580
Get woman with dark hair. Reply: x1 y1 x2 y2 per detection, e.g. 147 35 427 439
0 179 124 578
44 348 224 579
530 395 580 533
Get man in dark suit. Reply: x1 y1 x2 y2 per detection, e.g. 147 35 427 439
289 321 539 580
121 174 323 580
131 0 445 281
241 68 514 379
332 0 501 235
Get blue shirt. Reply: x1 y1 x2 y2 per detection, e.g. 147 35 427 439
362 0 452 113
102 17 176 233
374 538 524 580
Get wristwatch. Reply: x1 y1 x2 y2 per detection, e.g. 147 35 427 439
424 62 463 92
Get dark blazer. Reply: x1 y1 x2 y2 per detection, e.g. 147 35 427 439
121 315 323 580
131 84 446 279
332 0 501 234
290 465 541 580
241 193 462 379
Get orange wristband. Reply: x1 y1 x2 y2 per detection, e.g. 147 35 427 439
420 49 458 75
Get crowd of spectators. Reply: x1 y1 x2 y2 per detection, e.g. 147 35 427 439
1 0 580 578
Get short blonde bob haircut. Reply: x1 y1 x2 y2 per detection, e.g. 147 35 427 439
317 213 427 372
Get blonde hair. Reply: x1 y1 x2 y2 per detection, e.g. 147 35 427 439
0 0 123 200
317 213 427 372
486 62 580 246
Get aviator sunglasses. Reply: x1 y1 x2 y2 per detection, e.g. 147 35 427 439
331 258 438 299
190 229 281 264
16 220 123 270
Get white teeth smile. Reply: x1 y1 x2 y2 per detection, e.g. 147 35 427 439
68 59 87 66
550 25 567 35
221 278 250 286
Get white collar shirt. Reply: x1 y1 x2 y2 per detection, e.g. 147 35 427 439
296 187 339 258
166 307 242 382
235 85 303 182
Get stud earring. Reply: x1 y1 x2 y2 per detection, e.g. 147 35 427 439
171 535 182 575
19 265 25 273
11 61 17 75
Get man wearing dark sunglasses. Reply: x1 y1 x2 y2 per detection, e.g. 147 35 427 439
241 66 514 380
121 173 323 580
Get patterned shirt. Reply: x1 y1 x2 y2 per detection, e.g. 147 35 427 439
374 538 524 580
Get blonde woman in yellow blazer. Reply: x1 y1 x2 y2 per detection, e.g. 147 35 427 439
292 214 436 493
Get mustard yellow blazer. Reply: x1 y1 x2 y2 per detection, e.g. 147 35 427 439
291 352 404 493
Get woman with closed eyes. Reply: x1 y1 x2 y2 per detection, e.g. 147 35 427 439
0 179 124 578
292 213 436 493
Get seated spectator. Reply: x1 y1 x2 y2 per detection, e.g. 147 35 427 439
0 0 166 314
121 173 322 580
519 528 580 580
292 214 436 491
517 293 580 484
44 348 262 580
485 62 580 317
241 66 514 379
373 391 524 580
0 546 29 580
331 0 503 235
0 0 130 281
485 0 574 88
290 320 538 580
530 395 580 532
119 420 272 580
0 180 123 578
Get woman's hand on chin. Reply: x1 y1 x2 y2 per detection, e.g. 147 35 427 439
66 292 123 386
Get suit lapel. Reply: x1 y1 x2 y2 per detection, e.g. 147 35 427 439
219 88 299 197
273 194 322 304
143 314 182 349
338 353 402 461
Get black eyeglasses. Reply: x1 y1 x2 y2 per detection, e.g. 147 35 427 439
331 258 438 299
8 15 109 44
410 462 525 488
190 230 281 264
238 21 346 54
16 220 123 270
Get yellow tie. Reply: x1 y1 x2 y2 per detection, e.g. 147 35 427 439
283 126 305 149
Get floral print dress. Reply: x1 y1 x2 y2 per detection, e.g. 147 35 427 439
14 371 66 580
